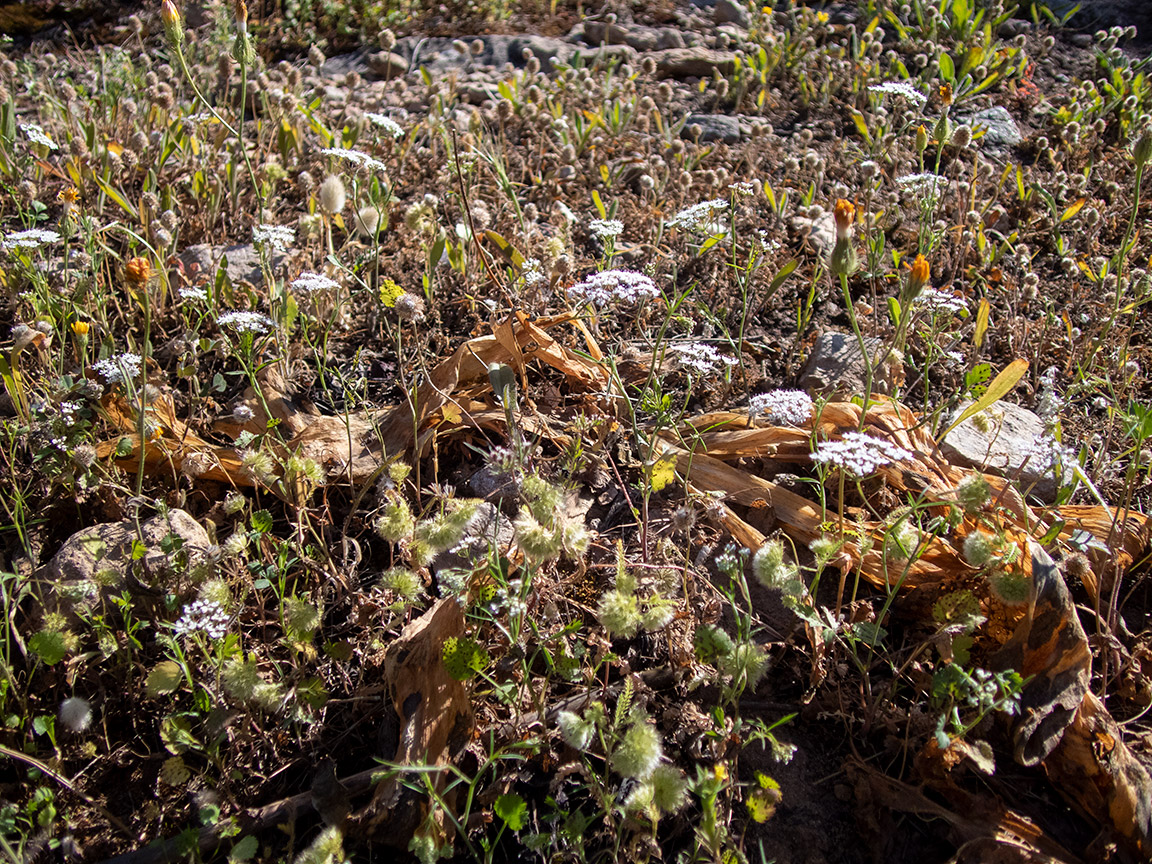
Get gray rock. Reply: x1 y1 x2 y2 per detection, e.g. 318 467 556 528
432 502 515 575
583 20 686 51
940 402 1073 502
791 211 836 257
966 106 1022 154
366 51 409 79
396 35 575 74
997 18 1032 37
653 47 739 79
682 113 743 144
180 243 290 288
573 44 638 66
713 0 752 29
798 332 904 398
46 510 213 616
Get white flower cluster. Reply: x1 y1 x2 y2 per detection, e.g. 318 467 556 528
2 228 61 251
1023 433 1072 473
868 81 928 108
218 310 274 334
897 173 944 195
913 288 967 315
289 272 340 293
365 113 404 139
251 223 294 250
521 257 545 286
320 147 388 174
750 389 814 426
590 218 624 239
667 198 728 230
93 352 143 384
21 122 58 150
173 599 230 640
812 431 914 476
179 285 208 302
569 269 658 306
670 342 737 375
728 180 760 196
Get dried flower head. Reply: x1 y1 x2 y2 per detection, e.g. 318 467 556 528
318 175 346 214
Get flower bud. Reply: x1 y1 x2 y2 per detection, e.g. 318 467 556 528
1134 128 1152 168
915 124 929 153
906 253 930 298
161 0 183 48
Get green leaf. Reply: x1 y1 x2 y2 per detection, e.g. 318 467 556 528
483 230 526 269
698 232 725 253
745 773 781 823
591 189 607 221
250 509 273 534
939 52 955 83
147 660 185 697
940 359 1028 442
160 714 200 755
230 836 259 862
29 630 68 665
850 109 872 146
494 793 527 830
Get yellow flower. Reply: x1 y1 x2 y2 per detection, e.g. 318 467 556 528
71 321 90 336
58 187 80 206
833 199 855 239
712 763 729 782
938 83 953 106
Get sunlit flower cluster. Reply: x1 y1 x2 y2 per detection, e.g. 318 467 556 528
750 390 814 426
868 81 928 108
365 113 404 139
320 147 388 174
913 288 967 315
667 198 728 230
93 352 143 384
897 173 943 194
173 599 230 640
20 122 58 149
289 272 340 294
812 432 914 476
251 223 294 250
670 342 737 375
218 310 274 333
569 269 658 306
589 218 624 239
2 228 61 251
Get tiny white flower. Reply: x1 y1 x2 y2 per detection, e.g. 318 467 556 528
2 228 61 251
913 288 967 315
867 81 928 108
21 122 58 150
569 269 658 306
289 272 340 294
320 147 389 174
178 285 208 302
589 218 624 239
750 390 814 426
812 432 914 476
670 342 738 375
896 173 944 195
365 113 405 139
218 310 274 334
251 223 295 250
93 352 143 384
667 198 728 231
173 599 230 640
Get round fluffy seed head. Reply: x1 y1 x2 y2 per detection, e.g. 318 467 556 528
955 474 991 512
693 623 735 664
611 721 663 780
557 709 596 750
374 498 414 543
394 292 426 323
989 569 1030 605
650 764 689 815
318 175 346 214
59 696 93 733
962 530 996 567
597 589 640 639
751 540 794 589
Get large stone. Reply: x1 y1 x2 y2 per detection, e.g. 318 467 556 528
366 51 409 79
790 211 836 258
682 113 743 143
713 0 752 29
45 510 213 616
653 47 739 79
964 106 1022 154
583 20 686 51
940 401 1073 502
798 332 904 398
395 35 576 74
180 243 291 288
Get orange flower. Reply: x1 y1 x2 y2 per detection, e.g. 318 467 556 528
833 198 855 239
124 256 153 286
938 83 953 106
910 254 930 287
57 187 80 206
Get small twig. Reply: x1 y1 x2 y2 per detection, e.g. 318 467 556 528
0 743 132 838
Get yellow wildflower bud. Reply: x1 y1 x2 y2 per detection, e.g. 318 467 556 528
915 124 929 153
71 321 90 336
908 254 930 295
832 198 855 240
830 199 858 279
161 0 184 47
